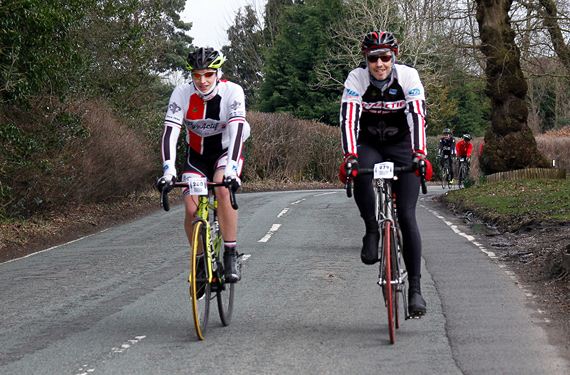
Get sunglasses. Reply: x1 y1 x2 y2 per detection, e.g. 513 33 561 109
367 54 392 63
192 71 216 79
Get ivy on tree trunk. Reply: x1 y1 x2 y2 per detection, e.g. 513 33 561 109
475 0 548 174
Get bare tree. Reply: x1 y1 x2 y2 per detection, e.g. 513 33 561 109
538 0 570 73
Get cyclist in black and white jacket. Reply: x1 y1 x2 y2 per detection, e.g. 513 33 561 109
338 31 432 316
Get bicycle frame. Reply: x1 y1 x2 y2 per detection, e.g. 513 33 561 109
374 177 408 315
190 194 219 285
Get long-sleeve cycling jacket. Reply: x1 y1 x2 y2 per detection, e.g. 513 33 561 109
340 63 427 156
161 80 250 177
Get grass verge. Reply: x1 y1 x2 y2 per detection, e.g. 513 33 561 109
442 178 570 231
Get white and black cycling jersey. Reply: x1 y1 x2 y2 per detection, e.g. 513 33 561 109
161 80 251 175
340 63 427 155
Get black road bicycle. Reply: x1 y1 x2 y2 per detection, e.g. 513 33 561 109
457 157 470 189
346 160 427 344
439 154 453 189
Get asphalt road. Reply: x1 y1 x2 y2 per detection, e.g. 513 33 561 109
1 188 568 374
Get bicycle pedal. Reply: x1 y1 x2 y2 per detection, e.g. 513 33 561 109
409 312 425 319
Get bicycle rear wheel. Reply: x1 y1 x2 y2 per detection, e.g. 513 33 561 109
216 237 235 326
383 221 396 344
190 221 211 340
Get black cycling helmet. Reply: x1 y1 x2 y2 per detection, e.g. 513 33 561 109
443 128 452 134
463 134 472 141
186 47 226 71
361 31 399 55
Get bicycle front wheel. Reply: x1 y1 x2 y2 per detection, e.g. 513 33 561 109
383 221 396 344
190 220 211 340
458 163 468 188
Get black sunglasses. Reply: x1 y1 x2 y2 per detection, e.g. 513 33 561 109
367 54 392 63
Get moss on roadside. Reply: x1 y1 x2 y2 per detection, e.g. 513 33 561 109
442 178 570 230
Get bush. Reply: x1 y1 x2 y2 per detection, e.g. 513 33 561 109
0 98 155 219
536 132 570 172
244 112 340 182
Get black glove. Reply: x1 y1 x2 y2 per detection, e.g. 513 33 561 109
156 175 174 193
224 176 241 192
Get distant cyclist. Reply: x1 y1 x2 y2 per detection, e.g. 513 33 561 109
338 31 433 316
157 47 250 283
437 128 456 181
456 134 473 162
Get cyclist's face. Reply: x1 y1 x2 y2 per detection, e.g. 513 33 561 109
191 69 217 92
367 51 393 81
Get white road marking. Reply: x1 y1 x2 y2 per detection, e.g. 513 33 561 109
1 229 109 266
423 205 497 259
313 191 337 197
277 208 289 218
291 198 305 205
258 224 282 243
74 335 146 375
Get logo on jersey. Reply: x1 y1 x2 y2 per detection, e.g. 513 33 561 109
230 100 242 110
185 119 224 136
408 88 421 96
389 89 398 95
344 88 360 99
168 102 182 114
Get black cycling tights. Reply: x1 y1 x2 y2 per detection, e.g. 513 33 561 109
353 141 422 278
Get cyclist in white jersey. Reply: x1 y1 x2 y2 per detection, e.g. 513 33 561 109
157 47 250 283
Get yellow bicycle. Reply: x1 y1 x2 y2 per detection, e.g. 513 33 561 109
159 178 238 340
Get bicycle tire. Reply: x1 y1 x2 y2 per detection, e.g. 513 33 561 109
216 236 234 326
458 162 468 189
190 220 211 340
440 164 446 189
383 221 396 344
395 223 408 322
391 225 401 330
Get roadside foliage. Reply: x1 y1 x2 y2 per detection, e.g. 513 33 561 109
1 0 569 220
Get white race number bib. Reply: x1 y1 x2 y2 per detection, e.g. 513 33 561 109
186 177 208 195
373 162 394 179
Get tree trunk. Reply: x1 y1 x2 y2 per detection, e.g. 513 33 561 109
475 0 548 174
538 0 570 74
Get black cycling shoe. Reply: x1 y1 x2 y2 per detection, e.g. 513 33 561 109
223 249 241 283
361 231 380 265
194 255 206 300
408 277 427 317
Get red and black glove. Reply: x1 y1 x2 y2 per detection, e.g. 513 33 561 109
338 153 359 183
413 150 433 181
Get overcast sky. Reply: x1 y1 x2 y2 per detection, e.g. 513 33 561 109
181 0 267 50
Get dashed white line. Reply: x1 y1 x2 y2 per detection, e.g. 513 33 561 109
291 198 305 205
277 208 289 218
313 191 337 197
258 224 282 243
74 335 146 375
423 205 497 259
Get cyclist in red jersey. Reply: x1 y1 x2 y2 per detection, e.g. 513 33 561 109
456 134 473 161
